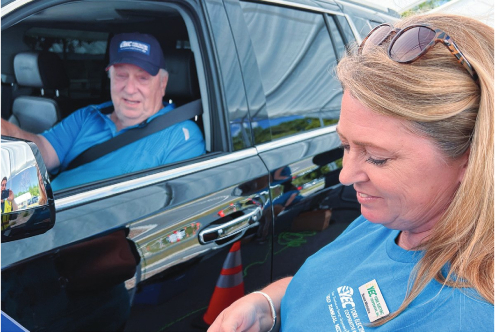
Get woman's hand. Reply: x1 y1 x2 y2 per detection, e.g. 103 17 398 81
208 292 271 332
208 277 292 332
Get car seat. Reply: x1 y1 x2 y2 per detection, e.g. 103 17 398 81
9 51 69 134
164 49 206 148
164 49 200 106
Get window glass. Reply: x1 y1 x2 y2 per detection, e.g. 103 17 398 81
327 16 347 63
352 16 374 38
335 15 357 45
369 20 382 29
351 17 383 39
240 2 341 141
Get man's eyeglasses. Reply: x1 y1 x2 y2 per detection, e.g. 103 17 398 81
358 23 478 83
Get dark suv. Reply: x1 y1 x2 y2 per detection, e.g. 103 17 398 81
1 0 398 331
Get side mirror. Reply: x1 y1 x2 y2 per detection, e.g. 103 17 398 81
1 136 55 242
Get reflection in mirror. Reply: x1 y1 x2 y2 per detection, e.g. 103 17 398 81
1 137 55 242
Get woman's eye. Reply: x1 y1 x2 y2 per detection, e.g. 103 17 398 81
339 143 388 166
366 157 388 166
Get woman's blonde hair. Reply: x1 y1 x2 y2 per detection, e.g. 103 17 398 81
336 13 494 325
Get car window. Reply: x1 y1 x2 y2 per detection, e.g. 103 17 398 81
351 16 374 38
1 1 211 193
327 16 347 62
351 17 384 38
334 14 358 45
240 2 341 143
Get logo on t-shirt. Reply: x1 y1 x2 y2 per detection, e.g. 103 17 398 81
327 286 365 332
338 286 356 308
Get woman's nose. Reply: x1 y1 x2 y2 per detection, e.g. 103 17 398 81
339 153 369 186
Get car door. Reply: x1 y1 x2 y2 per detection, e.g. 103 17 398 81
225 0 363 281
1 0 273 331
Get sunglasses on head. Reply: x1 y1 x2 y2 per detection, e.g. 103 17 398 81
358 23 478 83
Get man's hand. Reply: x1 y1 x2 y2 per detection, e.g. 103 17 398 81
1 119 60 171
2 118 20 137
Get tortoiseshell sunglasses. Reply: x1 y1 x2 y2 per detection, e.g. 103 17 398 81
358 23 479 83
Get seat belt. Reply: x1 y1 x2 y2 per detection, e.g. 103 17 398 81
64 99 203 172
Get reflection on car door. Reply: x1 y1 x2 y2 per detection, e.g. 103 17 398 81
229 0 363 280
1 151 273 331
125 152 272 331
259 136 361 280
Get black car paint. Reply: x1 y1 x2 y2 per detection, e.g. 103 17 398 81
0 0 397 330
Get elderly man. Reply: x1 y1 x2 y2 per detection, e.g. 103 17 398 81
1 33 205 190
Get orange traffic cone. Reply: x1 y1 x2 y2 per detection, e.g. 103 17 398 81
202 241 245 325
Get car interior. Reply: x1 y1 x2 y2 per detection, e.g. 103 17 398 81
1 1 215 165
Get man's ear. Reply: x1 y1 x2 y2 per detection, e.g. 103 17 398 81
161 72 169 97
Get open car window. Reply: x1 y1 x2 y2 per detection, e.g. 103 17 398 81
1 1 217 195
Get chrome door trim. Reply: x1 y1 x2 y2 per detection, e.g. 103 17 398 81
54 149 258 211
1 0 35 16
343 12 364 43
255 125 337 154
198 206 262 244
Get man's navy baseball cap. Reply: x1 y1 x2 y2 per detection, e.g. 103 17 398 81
106 32 166 76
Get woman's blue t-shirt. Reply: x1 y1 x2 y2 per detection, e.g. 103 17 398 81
281 216 493 331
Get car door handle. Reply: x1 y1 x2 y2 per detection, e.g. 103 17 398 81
199 206 262 244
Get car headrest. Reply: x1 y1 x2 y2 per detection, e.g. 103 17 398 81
164 49 200 101
14 51 69 90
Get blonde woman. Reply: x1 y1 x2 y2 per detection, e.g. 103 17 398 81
209 13 493 332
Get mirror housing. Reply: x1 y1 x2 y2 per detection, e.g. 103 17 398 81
1 136 55 242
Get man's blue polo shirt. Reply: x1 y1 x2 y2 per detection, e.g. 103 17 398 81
42 101 205 191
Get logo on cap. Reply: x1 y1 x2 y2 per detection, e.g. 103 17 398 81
119 40 150 55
